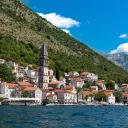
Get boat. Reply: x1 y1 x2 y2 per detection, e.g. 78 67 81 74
46 103 56 106
28 103 37 106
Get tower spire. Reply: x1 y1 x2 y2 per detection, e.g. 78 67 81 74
38 43 49 89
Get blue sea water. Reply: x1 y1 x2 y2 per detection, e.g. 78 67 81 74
0 106 128 128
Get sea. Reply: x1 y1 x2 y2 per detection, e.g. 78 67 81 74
0 106 128 128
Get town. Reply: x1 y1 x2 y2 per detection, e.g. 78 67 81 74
0 44 128 106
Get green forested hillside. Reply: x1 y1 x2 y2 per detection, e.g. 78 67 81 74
0 0 128 83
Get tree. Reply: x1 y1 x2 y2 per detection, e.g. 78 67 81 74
21 91 31 98
105 81 115 90
89 94 94 102
75 87 82 103
82 81 91 89
94 92 107 102
113 91 123 102
55 67 60 80
0 64 16 82
0 97 4 102
84 95 88 101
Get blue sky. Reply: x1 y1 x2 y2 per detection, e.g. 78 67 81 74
21 0 128 54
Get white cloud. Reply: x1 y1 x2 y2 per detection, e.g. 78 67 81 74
37 12 80 29
119 33 128 38
110 43 128 54
62 29 70 34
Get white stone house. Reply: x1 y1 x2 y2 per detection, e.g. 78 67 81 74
48 81 66 89
7 61 18 73
68 72 79 77
46 93 57 103
0 83 17 98
107 93 115 104
80 72 98 82
104 91 115 104
55 89 77 103
0 59 5 64
27 69 36 77
96 80 106 90
35 88 43 105
71 78 84 88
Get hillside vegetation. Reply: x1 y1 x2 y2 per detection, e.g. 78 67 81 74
0 0 128 83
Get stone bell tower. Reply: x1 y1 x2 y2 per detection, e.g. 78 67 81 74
38 43 49 89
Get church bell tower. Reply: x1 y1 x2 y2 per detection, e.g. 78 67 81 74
38 43 49 89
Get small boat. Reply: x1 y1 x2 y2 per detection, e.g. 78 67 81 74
28 103 37 106
46 103 56 106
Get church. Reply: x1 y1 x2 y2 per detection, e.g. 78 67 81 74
35 44 49 104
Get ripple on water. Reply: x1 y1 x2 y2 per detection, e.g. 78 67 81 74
0 106 128 128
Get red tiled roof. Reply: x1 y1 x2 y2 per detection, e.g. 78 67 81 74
66 85 73 89
74 78 83 82
8 83 17 89
47 94 56 97
92 90 98 94
54 89 65 93
17 81 32 86
42 89 49 92
80 72 89 76
1 82 7 85
48 81 59 85
123 93 128 97
97 80 103 83
54 89 75 94
90 86 97 88
82 91 91 95
23 87 37 91
48 87 54 90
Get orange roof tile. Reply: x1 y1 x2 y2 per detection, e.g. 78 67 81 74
48 87 54 90
97 80 103 83
17 81 32 86
90 86 97 88
48 81 59 85
47 94 56 97
92 90 98 93
82 91 91 95
8 83 17 89
23 87 37 91
66 85 73 89
42 89 49 92
80 72 89 76
74 78 83 82
123 93 128 97
54 89 65 93
1 82 7 85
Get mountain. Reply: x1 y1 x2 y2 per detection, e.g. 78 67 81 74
104 52 128 72
0 0 128 83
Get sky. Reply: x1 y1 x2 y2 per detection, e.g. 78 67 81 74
21 0 128 54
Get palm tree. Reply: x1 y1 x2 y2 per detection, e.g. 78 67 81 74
89 94 94 102
84 95 88 102
75 87 82 103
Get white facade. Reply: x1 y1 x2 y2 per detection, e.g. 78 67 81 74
107 93 115 104
27 70 36 77
0 83 15 98
71 79 84 88
48 69 54 76
81 73 98 82
56 91 77 103
0 59 5 64
7 61 18 73
97 82 106 90
43 67 49 89
35 88 43 105
64 93 77 103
